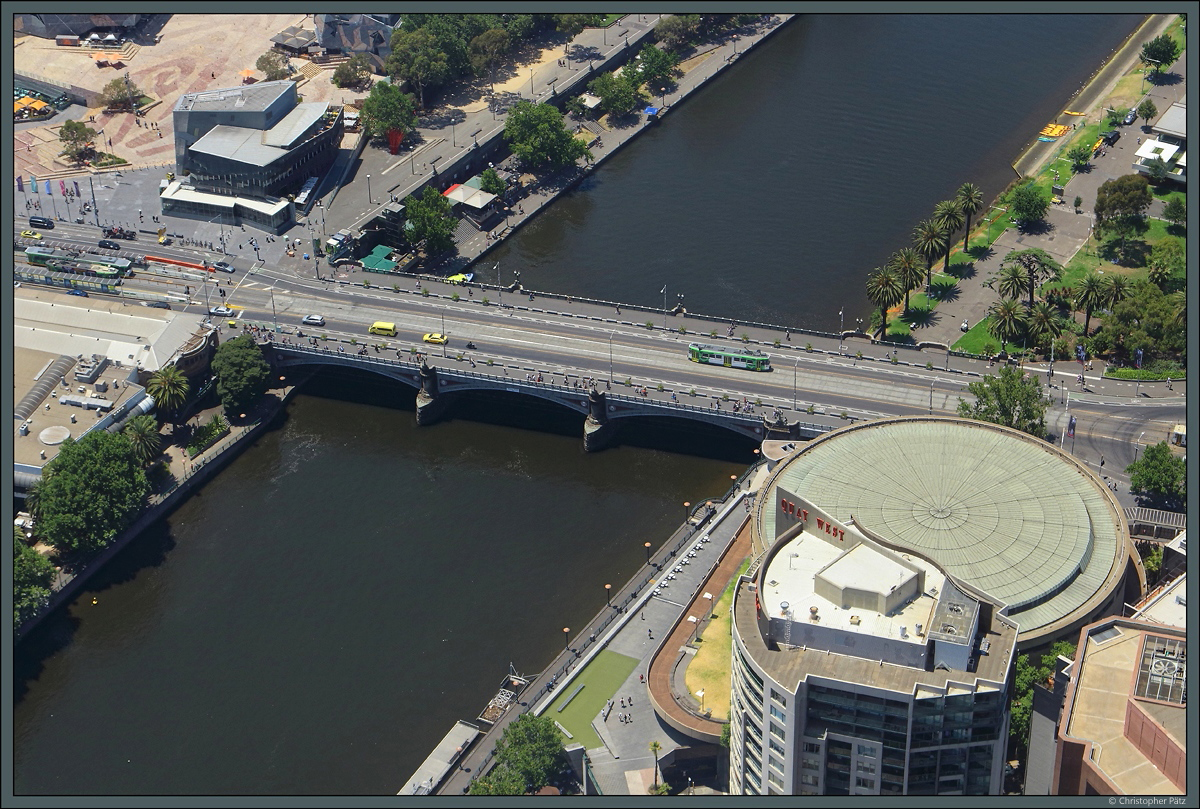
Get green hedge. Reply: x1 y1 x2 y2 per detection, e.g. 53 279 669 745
1102 368 1184 382
186 414 229 458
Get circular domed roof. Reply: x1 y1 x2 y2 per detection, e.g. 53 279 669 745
759 417 1132 642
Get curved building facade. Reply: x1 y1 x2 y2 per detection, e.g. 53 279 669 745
727 416 1142 796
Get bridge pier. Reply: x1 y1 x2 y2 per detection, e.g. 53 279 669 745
583 388 618 452
415 361 449 425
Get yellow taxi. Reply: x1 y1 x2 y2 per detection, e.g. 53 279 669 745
422 333 448 345
21 230 42 240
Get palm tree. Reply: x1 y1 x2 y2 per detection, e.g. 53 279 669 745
865 266 906 340
932 199 965 273
1169 289 1185 326
145 365 190 425
996 264 1027 301
649 740 662 789
1147 262 1173 291
1105 275 1129 311
1074 272 1107 336
888 247 925 312
1003 247 1062 308
987 298 1025 349
123 413 162 466
1025 300 1065 350
911 219 947 288
956 182 985 252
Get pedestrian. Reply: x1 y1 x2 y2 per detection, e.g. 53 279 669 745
620 698 625 708
641 612 645 620
1166 377 1172 390
628 696 633 706
640 673 645 682
648 629 653 638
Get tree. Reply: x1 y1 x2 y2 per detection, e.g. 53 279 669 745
1140 33 1179 73
911 218 947 287
58 119 98 164
211 336 271 416
479 167 506 196
469 28 510 89
1096 279 1185 361
1008 181 1049 224
122 413 162 466
1105 274 1129 312
359 80 417 142
1094 174 1152 249
1137 99 1156 129
33 431 150 555
1144 157 1170 184
996 263 1027 302
932 199 964 272
887 247 924 312
1066 142 1092 171
1001 247 1062 308
554 14 603 50
388 27 450 109
1161 195 1186 229
331 54 370 89
491 714 564 793
503 101 592 171
649 740 663 789
588 70 643 117
255 50 290 82
1126 441 1185 501
1025 300 1064 349
14 529 56 629
957 365 1047 438
99 76 142 111
1073 271 1107 336
635 43 678 91
655 14 700 51
467 765 525 796
1142 545 1163 580
403 185 458 256
986 298 1025 348
955 182 984 251
145 364 190 426
1147 237 1184 290
864 266 906 339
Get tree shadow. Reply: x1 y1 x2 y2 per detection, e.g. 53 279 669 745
926 283 960 304
421 107 468 131
1016 219 1054 236
1150 70 1183 87
945 261 975 280
968 244 996 261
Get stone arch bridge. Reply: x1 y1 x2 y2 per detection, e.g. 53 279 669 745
267 343 831 451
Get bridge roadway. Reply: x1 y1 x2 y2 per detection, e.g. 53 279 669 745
215 266 1184 463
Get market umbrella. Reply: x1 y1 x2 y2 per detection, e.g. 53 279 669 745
28 99 49 110
15 96 35 108
239 69 255 77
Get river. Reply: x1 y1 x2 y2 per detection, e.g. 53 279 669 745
12 13 1142 795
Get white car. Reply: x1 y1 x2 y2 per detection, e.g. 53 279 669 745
210 306 234 317
302 314 325 327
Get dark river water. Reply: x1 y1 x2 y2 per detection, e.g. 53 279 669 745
12 13 1142 795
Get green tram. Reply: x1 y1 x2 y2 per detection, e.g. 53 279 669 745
688 343 773 371
24 246 132 277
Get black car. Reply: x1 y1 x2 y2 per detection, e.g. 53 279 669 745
1122 108 1138 126
99 239 121 250
143 301 171 309
1102 130 1120 146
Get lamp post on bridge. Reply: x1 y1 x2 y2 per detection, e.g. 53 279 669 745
608 330 615 385
645 541 652 565
604 583 612 608
793 355 800 412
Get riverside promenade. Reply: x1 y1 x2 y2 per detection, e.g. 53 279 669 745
431 463 768 796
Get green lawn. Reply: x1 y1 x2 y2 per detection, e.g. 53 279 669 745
683 557 751 721
951 318 1022 356
545 649 640 750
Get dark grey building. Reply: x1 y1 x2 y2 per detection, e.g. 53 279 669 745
315 14 402 72
165 80 343 233
14 13 145 39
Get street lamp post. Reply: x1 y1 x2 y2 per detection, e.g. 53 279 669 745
366 174 372 204
1140 59 1160 94
608 330 615 385
793 356 800 411
661 284 668 329
683 502 691 524
929 380 935 415
529 68 534 98
1134 431 1146 463
604 583 612 607
839 307 844 353
644 541 652 565
563 627 570 649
